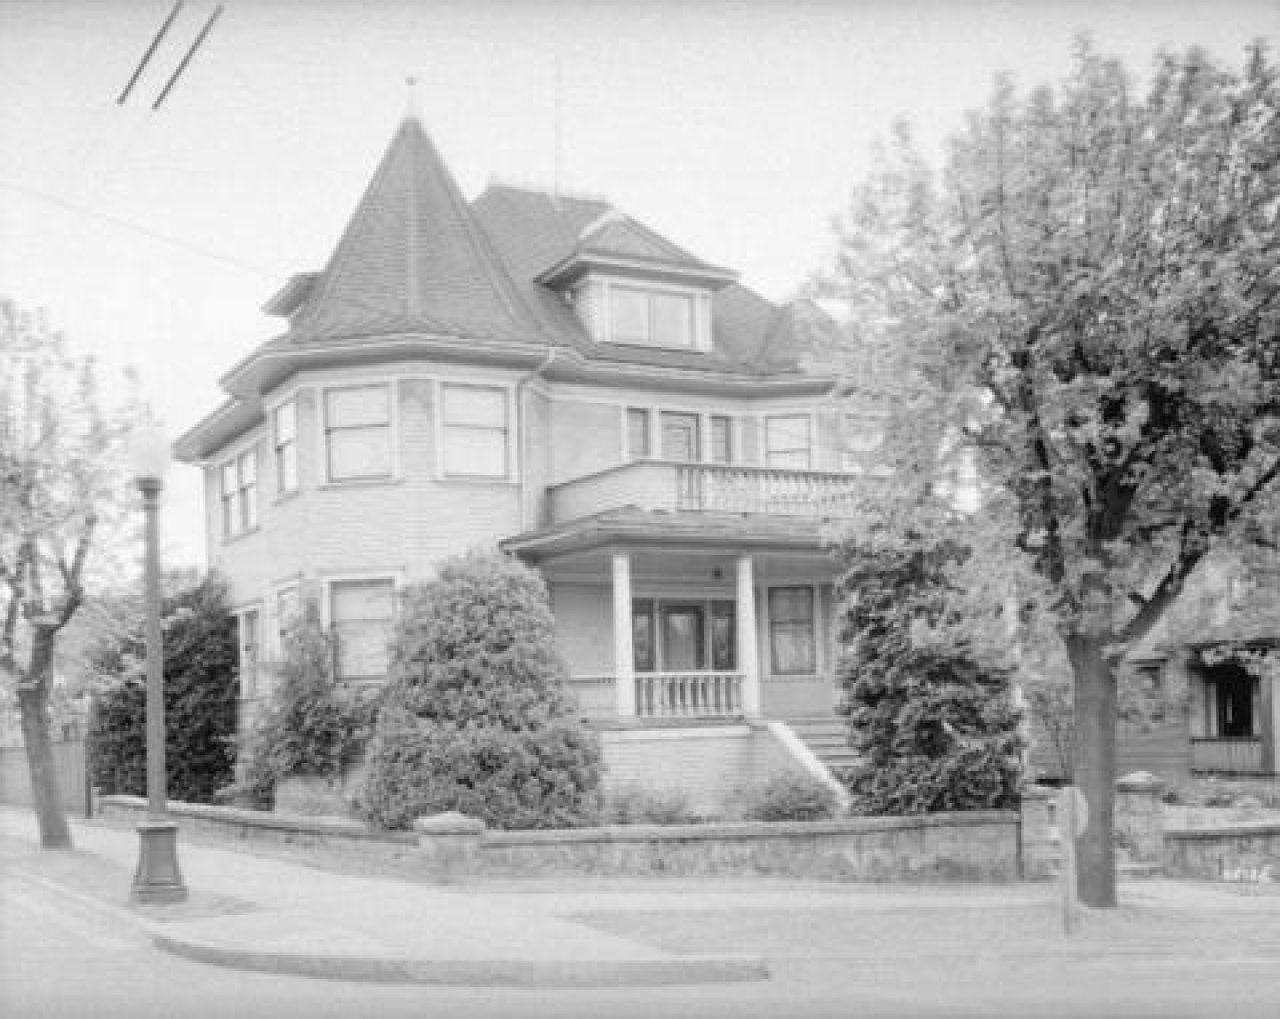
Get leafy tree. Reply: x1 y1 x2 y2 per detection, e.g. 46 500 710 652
236 602 375 809
836 518 1024 814
87 573 239 803
358 551 602 830
0 300 136 848
821 40 1280 904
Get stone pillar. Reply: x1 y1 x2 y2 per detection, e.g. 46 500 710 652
1115 771 1166 865
414 812 486 878
612 552 636 718
737 554 761 717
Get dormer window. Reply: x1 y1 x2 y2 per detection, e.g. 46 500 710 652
610 285 695 348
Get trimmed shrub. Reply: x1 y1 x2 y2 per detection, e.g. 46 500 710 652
729 772 841 822
236 604 376 809
358 551 602 830
603 785 701 826
87 574 238 803
358 707 601 830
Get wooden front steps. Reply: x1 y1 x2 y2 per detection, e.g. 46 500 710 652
783 715 860 775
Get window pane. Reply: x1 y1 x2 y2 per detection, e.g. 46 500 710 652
443 385 506 428
242 482 258 530
711 601 736 670
332 580 394 680
221 462 237 495
651 292 694 346
632 600 655 672
238 450 256 486
277 445 298 492
769 587 813 624
627 408 650 458
274 401 296 443
326 385 389 428
610 287 649 343
443 427 507 477
710 416 731 463
328 426 391 479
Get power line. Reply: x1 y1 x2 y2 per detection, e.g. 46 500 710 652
117 0 186 106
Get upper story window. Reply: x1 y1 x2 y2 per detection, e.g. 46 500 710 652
441 384 510 479
220 447 258 538
710 415 731 464
626 408 651 458
765 415 811 471
325 384 391 482
606 283 701 349
273 400 298 494
330 578 395 681
841 413 884 472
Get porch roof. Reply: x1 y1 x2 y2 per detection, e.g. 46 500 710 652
501 507 844 563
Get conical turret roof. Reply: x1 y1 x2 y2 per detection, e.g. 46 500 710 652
288 116 538 342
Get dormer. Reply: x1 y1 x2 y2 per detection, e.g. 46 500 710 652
535 208 737 352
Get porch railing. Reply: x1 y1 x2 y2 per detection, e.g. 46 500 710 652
567 672 745 720
548 460 863 523
674 464 860 517
1191 737 1266 774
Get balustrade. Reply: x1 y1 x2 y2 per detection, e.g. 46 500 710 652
674 464 859 517
1191 738 1265 774
569 672 745 720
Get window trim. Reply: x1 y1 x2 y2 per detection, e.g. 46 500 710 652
767 585 817 676
764 414 813 471
599 277 711 351
320 381 397 485
438 381 514 481
219 444 259 540
273 399 299 495
322 573 400 683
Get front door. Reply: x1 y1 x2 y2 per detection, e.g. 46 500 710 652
661 413 700 462
660 604 704 672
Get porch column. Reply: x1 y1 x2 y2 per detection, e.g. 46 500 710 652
612 553 636 718
736 553 761 717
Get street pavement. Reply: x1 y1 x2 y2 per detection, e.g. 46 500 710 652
2 805 1280 1018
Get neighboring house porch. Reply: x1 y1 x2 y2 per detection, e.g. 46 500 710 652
1185 639 1279 777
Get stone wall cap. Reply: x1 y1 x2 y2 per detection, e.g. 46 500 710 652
414 811 487 835
1116 771 1165 792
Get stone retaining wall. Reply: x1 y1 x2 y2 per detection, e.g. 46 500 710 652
97 795 1020 882
1163 822 1280 883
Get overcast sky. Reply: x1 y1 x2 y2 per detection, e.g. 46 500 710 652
1 0 1274 569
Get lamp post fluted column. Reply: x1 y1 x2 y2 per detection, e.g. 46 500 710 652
129 429 187 905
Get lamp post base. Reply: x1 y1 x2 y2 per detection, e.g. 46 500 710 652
130 819 188 905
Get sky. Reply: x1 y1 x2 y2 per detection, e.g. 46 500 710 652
0 0 1274 570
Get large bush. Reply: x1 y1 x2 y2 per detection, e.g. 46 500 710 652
836 529 1024 815
236 603 375 809
357 551 602 830
87 574 238 803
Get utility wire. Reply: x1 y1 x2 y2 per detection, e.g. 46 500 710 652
117 0 186 106
152 4 223 111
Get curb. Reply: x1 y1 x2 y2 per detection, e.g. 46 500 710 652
152 933 770 987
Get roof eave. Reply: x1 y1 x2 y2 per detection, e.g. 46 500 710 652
536 252 739 291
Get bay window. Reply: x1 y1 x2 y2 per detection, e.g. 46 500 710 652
441 384 510 478
325 385 391 481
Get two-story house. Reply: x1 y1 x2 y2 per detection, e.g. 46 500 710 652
176 113 876 810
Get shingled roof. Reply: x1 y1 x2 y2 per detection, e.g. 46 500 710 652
268 116 837 375
282 116 540 343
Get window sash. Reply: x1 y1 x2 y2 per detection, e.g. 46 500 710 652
627 408 650 458
325 386 392 481
609 286 696 348
766 415 811 470
274 402 298 493
442 385 509 478
651 292 694 347
330 579 394 680
610 287 651 344
769 587 815 675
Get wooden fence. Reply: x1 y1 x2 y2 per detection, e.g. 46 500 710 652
0 740 91 817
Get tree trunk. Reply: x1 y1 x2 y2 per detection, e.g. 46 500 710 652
16 627 73 849
1065 632 1116 907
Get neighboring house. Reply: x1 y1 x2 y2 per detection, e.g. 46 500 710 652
175 113 874 809
1030 551 1280 783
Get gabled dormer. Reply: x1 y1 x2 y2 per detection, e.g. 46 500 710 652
535 208 737 352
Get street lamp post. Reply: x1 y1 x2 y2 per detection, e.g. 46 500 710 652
128 426 187 905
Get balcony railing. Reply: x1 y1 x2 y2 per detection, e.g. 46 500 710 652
567 672 745 721
549 460 862 524
1191 738 1267 775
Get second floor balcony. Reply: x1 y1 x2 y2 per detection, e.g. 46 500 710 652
548 460 864 524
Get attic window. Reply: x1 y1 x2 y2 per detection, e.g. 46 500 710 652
608 285 696 348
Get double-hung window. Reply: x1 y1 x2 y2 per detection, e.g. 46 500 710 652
765 415 811 470
274 400 298 494
441 384 510 478
220 448 258 538
330 579 395 681
769 587 816 675
325 385 391 482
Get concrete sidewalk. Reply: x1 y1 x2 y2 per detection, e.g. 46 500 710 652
0 808 764 987
4 806 1278 989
